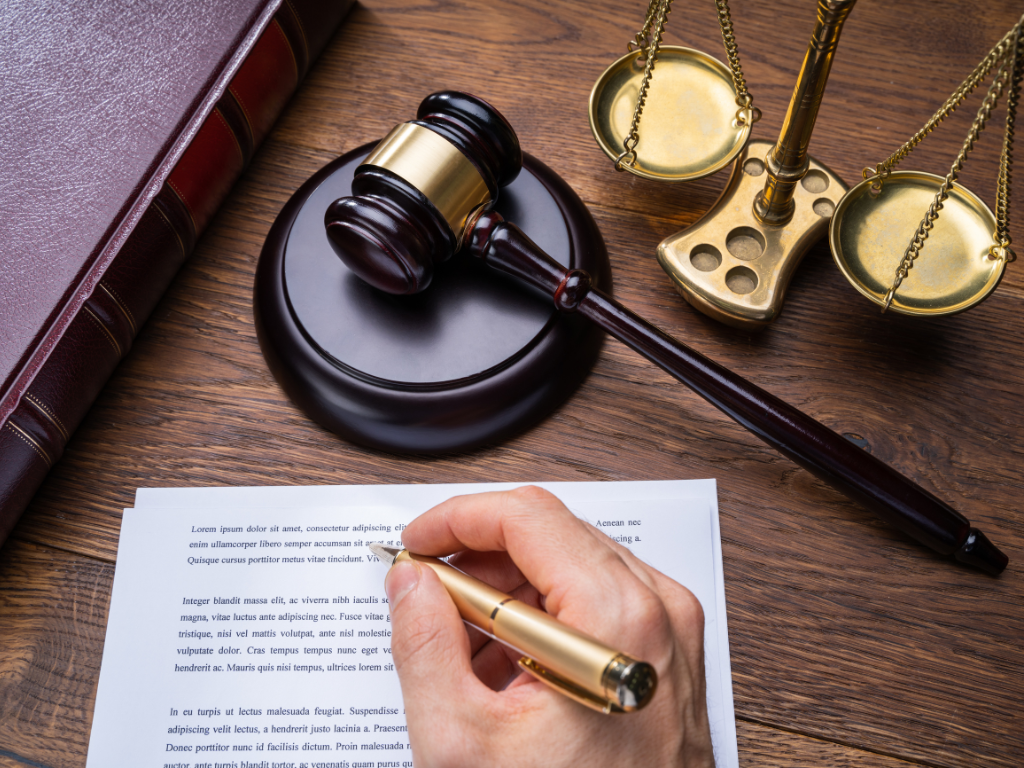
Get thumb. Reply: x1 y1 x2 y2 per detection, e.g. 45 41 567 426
386 559 477 715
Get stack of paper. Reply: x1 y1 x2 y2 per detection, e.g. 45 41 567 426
86 480 736 767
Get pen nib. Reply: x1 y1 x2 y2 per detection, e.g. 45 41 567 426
368 542 401 566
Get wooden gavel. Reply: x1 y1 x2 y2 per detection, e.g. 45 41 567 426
323 91 1008 575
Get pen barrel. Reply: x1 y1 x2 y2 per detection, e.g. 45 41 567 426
490 600 621 698
399 551 652 710
403 551 509 628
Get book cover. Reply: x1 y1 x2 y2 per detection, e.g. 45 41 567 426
0 0 354 542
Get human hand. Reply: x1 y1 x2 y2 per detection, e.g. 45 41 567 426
385 486 715 767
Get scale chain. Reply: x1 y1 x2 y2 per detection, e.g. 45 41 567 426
994 16 1024 260
615 0 759 171
880 15 1024 310
882 56 1015 311
630 0 662 52
864 26 1017 192
616 0 672 170
715 0 761 126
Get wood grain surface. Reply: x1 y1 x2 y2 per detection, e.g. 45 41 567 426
3 1 1024 766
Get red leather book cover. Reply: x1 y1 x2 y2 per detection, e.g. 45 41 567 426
0 0 354 542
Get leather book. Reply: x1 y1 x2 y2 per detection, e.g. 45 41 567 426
0 0 353 544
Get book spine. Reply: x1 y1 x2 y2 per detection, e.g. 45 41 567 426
0 0 353 544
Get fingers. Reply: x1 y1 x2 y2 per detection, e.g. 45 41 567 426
448 548 528 595
465 576 544 691
580 522 707 696
404 487 627 602
385 560 485 722
386 556 542 696
403 486 670 651
392 491 716 768
592 522 704 616
460 565 544 663
470 636 522 691
581 520 706 661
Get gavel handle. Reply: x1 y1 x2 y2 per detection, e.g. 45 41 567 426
466 211 1008 575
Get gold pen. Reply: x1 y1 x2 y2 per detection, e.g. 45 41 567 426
369 543 657 714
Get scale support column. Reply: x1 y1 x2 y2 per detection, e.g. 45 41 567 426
658 0 856 329
755 0 856 226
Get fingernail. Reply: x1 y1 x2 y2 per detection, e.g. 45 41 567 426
385 560 420 611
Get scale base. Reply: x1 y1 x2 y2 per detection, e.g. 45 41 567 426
657 139 848 330
254 144 610 454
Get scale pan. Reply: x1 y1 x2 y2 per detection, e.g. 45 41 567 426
830 171 1006 316
589 46 750 182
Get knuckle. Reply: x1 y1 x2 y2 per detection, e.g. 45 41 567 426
507 484 559 508
675 586 705 629
627 587 670 635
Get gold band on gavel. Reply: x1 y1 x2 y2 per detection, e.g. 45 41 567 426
361 123 491 238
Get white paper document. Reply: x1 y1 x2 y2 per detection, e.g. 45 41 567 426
87 481 736 767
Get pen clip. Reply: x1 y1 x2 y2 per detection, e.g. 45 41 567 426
517 657 623 715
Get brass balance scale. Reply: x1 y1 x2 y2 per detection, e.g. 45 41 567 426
589 0 1023 328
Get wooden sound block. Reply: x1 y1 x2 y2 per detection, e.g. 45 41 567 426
254 143 611 453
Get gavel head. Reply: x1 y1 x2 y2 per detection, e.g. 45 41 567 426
324 91 522 294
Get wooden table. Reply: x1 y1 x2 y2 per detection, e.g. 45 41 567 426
3 1 1023 765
